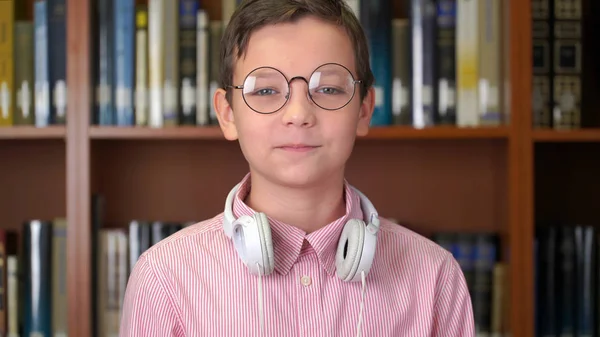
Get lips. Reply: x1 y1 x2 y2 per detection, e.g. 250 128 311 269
276 144 321 152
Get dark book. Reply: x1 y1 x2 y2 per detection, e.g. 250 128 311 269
47 0 67 124
472 233 499 336
536 225 559 336
551 0 582 129
574 225 595 337
558 225 576 336
435 0 456 125
96 0 115 125
22 220 53 337
178 0 199 125
532 0 553 128
360 0 393 126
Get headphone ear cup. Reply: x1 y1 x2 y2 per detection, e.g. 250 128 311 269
335 219 365 282
253 212 275 275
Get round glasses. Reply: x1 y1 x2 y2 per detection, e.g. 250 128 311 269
227 63 362 114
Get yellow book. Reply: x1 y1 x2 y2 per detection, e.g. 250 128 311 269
456 0 479 127
0 0 15 126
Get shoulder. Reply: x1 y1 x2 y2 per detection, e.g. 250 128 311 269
136 213 232 273
374 217 460 281
377 217 453 264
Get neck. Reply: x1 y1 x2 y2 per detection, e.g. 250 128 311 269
244 172 347 234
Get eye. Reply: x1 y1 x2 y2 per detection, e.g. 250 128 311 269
317 87 344 95
253 88 277 96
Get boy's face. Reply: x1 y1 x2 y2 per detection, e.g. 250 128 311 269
215 15 375 188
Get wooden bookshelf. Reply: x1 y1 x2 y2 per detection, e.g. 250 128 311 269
6 0 591 336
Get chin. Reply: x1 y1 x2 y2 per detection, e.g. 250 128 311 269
256 165 342 189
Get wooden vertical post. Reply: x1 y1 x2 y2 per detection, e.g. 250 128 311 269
66 0 92 335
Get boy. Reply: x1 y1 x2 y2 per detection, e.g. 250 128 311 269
119 0 475 336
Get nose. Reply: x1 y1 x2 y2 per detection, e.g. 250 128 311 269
280 77 317 127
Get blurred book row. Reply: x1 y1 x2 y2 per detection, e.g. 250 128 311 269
0 0 509 129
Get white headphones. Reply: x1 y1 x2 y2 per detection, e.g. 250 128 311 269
222 182 381 282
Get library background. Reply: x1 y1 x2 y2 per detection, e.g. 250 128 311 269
0 0 598 336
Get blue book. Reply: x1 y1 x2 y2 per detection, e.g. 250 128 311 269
97 0 114 125
34 0 50 127
359 0 392 126
113 0 135 126
23 220 53 337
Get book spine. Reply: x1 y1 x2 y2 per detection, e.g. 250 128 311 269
34 0 51 127
113 0 135 126
391 18 411 125
208 20 222 125
47 0 67 125
435 0 456 125
575 225 595 337
14 21 35 125
0 0 15 126
179 0 199 125
456 0 479 126
532 0 553 128
6 255 17 337
148 0 164 128
52 218 68 337
0 230 6 337
472 234 499 336
128 220 151 275
162 0 179 127
99 230 128 336
23 220 53 337
134 5 148 126
360 0 392 126
478 0 502 125
97 0 114 125
551 0 582 129
558 225 576 336
196 9 209 126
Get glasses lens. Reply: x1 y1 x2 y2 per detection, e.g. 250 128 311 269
308 64 356 110
242 67 288 114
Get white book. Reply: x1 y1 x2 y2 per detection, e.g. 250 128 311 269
148 0 164 128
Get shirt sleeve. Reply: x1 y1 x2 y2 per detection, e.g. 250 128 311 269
431 254 476 337
119 254 185 337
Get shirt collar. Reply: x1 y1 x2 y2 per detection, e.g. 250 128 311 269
231 173 364 277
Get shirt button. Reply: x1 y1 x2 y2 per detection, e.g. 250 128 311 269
300 275 312 286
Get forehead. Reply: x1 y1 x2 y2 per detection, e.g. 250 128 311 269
234 16 356 81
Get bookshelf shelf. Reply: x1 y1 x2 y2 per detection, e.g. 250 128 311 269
89 125 510 140
89 125 225 139
363 125 510 139
532 129 600 142
0 126 66 139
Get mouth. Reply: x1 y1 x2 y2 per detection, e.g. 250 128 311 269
276 144 321 152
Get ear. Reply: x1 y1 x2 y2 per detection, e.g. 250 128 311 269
214 88 239 140
356 87 375 137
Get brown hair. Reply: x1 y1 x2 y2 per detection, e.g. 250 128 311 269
219 0 374 103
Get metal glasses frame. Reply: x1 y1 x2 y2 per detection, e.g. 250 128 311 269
225 62 363 114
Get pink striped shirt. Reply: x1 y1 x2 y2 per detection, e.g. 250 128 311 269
119 174 475 336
